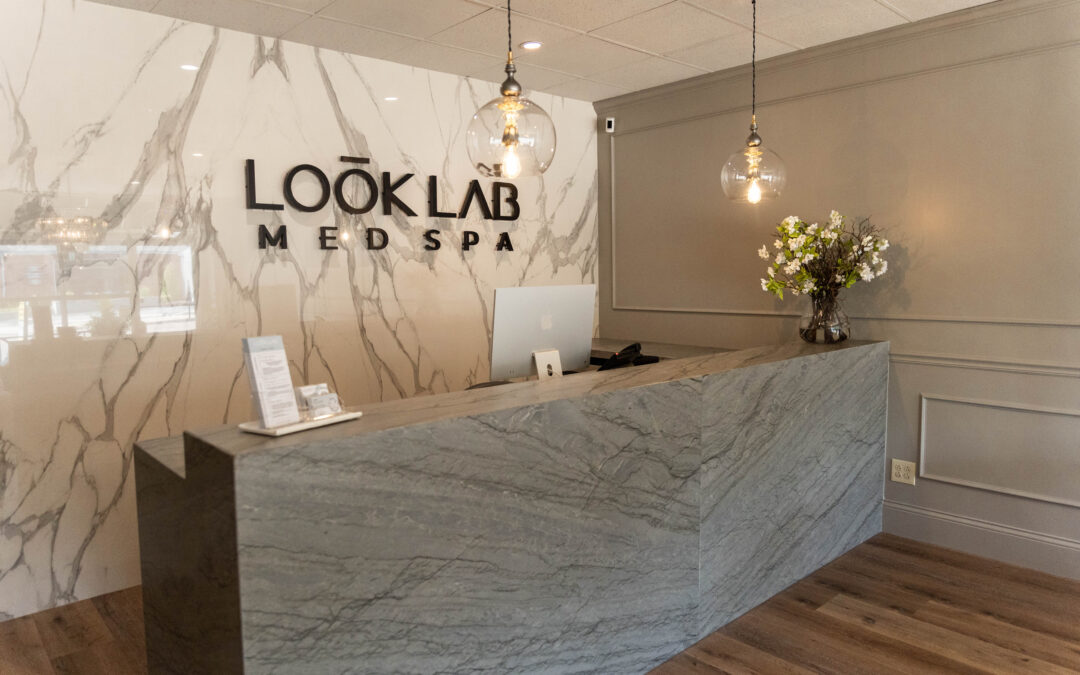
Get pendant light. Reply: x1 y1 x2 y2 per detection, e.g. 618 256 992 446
721 0 787 204
466 0 556 179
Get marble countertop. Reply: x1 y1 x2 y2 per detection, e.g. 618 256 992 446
136 339 881 476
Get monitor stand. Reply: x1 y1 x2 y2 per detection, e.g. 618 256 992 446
532 349 563 381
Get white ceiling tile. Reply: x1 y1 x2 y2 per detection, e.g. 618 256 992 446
385 42 502 77
260 0 336 14
153 0 309 37
590 56 706 90
468 63 577 93
592 2 743 55
515 35 649 77
87 0 160 11
281 16 424 58
687 0 906 48
500 0 673 32
666 29 790 71
877 0 997 21
430 9 578 58
319 0 488 38
542 78 631 102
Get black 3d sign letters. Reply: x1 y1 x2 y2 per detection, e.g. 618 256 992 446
246 157 519 253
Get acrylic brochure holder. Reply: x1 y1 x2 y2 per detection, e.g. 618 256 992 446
237 411 363 437
239 336 362 437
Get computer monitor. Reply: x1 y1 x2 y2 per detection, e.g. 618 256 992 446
490 284 596 380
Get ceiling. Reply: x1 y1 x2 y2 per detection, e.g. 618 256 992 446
91 0 998 101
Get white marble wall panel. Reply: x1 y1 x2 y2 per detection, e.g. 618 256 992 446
0 0 597 618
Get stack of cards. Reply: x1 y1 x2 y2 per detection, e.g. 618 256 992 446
296 383 342 419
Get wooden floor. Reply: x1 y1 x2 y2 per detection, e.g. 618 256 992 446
1 535 1078 674
654 534 1080 674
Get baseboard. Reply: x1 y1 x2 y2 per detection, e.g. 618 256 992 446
883 500 1080 580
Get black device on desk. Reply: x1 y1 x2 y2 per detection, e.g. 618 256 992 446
593 343 660 371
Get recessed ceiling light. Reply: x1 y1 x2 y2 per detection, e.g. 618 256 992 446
520 41 542 50
192 153 203 157
384 96 398 101
180 64 199 71
130 180 141 185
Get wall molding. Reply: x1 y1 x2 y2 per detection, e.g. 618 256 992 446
891 352 1080 379
883 499 1080 553
603 0 1080 330
918 394 1080 509
607 301 1080 329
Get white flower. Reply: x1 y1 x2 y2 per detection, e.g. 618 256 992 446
791 287 801 296
782 215 800 228
859 262 875 281
876 260 888 275
829 210 843 227
871 252 881 264
773 239 783 250
767 267 776 278
834 272 845 283
861 235 874 248
784 259 801 275
807 223 819 235
758 245 770 260
788 234 807 251
802 280 816 294
879 238 890 250
761 278 769 291
774 252 785 265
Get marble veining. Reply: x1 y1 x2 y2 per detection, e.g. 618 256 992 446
0 0 597 619
698 343 889 635
236 381 702 673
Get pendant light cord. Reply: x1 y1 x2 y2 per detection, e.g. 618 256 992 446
751 0 756 118
507 0 512 57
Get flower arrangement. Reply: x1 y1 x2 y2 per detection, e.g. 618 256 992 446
757 210 889 343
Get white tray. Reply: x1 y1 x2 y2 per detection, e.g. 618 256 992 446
238 411 363 437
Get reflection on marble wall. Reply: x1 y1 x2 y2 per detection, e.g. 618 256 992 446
0 0 597 618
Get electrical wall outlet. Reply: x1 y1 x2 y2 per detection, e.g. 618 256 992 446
890 459 917 485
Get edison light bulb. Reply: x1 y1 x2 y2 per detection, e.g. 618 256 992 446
501 145 522 179
466 69 556 178
721 115 787 204
747 179 762 204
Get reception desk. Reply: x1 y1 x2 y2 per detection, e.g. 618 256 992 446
134 339 888 674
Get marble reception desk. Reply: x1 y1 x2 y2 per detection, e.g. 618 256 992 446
134 340 888 674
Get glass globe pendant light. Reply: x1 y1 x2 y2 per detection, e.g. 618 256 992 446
466 0 556 179
721 0 787 204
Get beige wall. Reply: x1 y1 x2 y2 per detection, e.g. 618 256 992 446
595 0 1080 578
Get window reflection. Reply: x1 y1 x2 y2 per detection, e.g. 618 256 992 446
0 242 196 341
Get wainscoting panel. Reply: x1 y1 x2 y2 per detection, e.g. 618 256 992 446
918 395 1080 508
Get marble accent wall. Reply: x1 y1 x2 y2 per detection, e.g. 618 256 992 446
0 0 597 618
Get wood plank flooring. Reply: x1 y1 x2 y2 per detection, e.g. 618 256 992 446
0 534 1077 674
654 534 1080 674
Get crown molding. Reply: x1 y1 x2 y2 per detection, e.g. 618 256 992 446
594 0 1080 115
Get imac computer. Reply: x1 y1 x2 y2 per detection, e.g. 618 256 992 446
490 284 596 380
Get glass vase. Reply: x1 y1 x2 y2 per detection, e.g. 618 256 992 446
799 294 850 344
